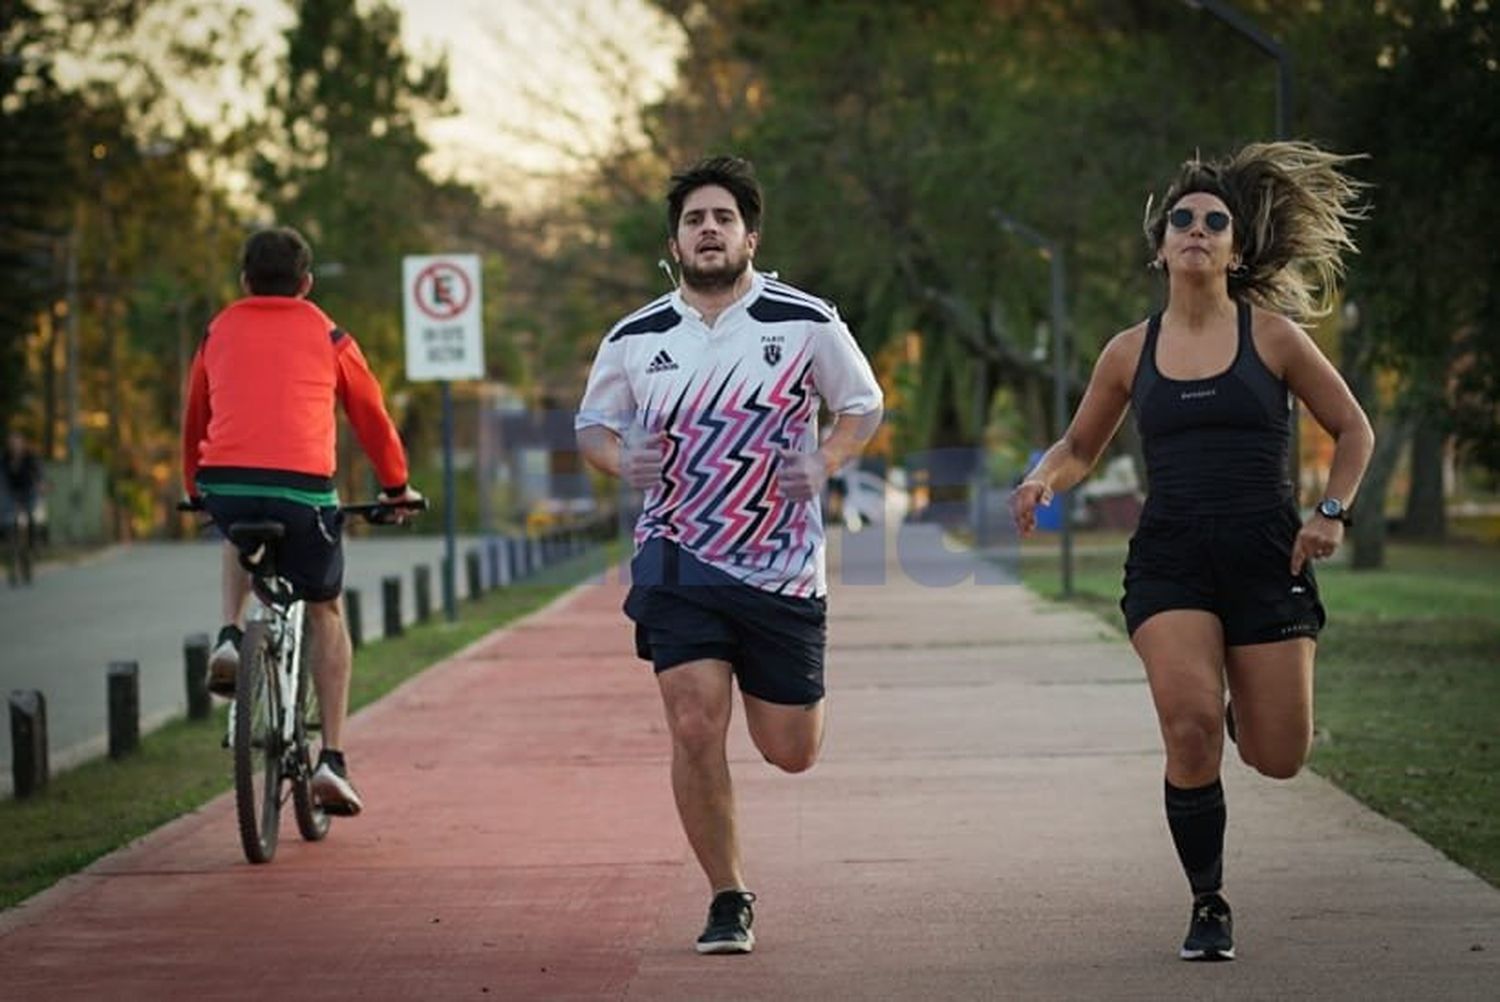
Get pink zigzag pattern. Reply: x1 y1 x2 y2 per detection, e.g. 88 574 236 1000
637 346 821 594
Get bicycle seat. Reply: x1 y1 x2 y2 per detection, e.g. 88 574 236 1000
227 520 286 548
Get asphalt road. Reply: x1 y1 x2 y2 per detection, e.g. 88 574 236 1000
0 533 485 794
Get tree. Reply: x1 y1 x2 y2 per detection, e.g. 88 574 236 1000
0 1 88 436
1310 0 1500 546
252 0 463 494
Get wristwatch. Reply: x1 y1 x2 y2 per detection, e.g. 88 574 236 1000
1315 497 1353 526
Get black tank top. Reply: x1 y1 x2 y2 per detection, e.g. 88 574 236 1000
1130 300 1293 517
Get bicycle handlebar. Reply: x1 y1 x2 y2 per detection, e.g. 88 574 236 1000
177 497 429 524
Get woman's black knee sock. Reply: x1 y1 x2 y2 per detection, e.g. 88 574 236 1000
1165 778 1226 895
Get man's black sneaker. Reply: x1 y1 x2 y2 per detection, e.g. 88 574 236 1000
310 749 364 816
207 624 243 697
695 889 756 955
1180 891 1235 961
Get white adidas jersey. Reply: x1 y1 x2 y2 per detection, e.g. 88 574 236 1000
576 270 882 597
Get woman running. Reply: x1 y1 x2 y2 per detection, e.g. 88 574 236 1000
1010 142 1374 961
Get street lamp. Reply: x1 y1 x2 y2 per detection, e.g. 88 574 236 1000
1184 0 1291 140
1184 0 1302 496
992 208 1073 599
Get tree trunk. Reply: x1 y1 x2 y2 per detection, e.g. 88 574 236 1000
1348 416 1410 570
1400 415 1447 539
1339 301 1397 570
42 310 58 460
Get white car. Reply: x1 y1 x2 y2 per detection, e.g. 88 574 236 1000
838 468 910 530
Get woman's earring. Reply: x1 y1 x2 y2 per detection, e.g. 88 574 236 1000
1147 257 1165 271
1228 261 1248 279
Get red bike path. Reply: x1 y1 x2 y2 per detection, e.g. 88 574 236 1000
3 531 1498 1000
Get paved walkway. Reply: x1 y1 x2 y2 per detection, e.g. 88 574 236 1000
2 526 1496 1000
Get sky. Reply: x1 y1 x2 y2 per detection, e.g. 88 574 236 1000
385 0 684 202
50 0 683 207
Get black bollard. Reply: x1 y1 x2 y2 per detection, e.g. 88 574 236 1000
345 587 364 650
382 575 403 638
441 556 455 616
465 548 483 600
184 633 211 721
9 689 48 797
414 564 432 623
504 537 519 584
107 661 140 759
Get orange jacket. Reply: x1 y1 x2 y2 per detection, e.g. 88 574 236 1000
182 296 408 498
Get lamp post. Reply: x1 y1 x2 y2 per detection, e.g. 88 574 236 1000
1185 0 1291 140
992 208 1073 598
1184 0 1301 497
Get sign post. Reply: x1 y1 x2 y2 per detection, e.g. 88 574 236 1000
403 254 484 622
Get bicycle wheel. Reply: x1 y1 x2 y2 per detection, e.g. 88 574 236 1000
291 616 330 841
234 622 282 863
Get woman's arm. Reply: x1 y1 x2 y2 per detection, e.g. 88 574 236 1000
1010 326 1141 535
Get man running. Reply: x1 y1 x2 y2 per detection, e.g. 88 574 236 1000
576 156 883 954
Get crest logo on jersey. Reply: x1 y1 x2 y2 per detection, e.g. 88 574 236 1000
763 342 782 366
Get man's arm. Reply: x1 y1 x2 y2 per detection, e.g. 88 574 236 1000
181 345 211 498
817 408 883 475
333 333 410 493
776 407 882 502
578 425 623 478
579 424 665 489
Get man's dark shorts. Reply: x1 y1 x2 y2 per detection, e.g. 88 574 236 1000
624 538 827 706
201 494 345 602
1121 503 1326 646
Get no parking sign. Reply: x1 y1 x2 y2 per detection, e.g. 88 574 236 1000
403 254 484 381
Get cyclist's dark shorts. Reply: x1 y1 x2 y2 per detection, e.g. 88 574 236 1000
201 494 345 602
624 538 827 706
1121 503 1325 647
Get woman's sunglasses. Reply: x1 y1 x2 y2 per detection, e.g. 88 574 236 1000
1168 207 1231 233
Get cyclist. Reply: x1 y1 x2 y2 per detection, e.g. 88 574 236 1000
3 430 44 584
181 226 422 816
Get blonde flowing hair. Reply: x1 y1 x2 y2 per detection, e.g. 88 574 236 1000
1143 141 1369 321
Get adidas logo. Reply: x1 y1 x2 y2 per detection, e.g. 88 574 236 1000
646 350 679 373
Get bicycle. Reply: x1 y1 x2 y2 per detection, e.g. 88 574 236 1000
180 496 426 863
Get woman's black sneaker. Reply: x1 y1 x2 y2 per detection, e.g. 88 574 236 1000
695 889 756 954
1180 891 1235 961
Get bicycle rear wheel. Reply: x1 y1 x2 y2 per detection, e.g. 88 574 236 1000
234 622 283 863
291 618 330 841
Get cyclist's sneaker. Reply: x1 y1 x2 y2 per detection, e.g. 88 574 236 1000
695 889 756 955
207 624 242 697
1180 891 1235 961
311 749 364 817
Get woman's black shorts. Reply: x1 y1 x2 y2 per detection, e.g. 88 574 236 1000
1121 504 1326 646
624 538 827 706
201 494 346 602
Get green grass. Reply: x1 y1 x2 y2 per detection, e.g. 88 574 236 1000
1019 532 1500 887
0 544 617 911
